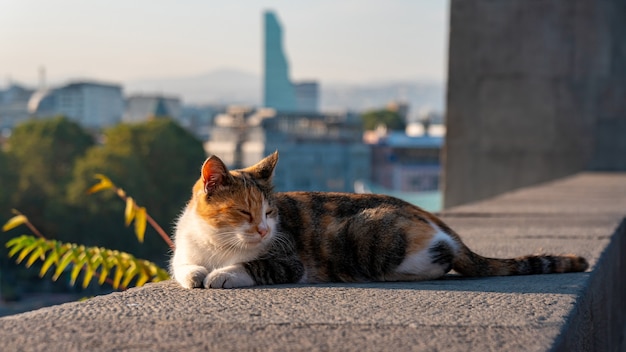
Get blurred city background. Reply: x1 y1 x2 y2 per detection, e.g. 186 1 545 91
1 0 624 319
0 2 448 314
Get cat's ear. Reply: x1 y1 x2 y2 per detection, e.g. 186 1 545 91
247 151 279 181
201 155 231 193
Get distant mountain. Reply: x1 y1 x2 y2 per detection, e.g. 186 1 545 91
321 81 445 115
126 68 261 105
126 68 445 114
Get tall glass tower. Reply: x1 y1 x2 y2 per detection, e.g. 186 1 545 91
263 11 297 112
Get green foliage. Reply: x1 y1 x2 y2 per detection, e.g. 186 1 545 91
103 118 205 223
361 109 406 131
5 235 169 289
0 117 205 298
66 119 203 264
0 117 202 295
0 150 21 300
7 115 94 195
4 116 94 236
0 150 17 224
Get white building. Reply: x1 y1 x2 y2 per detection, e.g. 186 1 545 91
28 81 123 129
124 95 182 123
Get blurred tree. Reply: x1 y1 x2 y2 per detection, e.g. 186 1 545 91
0 149 17 220
67 119 205 265
4 116 94 236
361 109 406 131
65 147 148 254
1 116 93 299
132 119 206 223
0 149 20 300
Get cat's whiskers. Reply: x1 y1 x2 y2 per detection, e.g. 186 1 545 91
213 229 270 251
213 231 247 248
264 231 293 258
205 236 250 265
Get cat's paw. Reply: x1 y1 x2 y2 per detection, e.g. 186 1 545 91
174 265 209 289
204 264 255 289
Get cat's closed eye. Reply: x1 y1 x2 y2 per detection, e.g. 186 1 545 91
237 209 253 221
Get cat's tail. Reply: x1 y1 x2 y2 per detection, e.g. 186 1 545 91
451 244 589 277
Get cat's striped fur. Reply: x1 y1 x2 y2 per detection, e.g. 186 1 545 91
170 152 588 289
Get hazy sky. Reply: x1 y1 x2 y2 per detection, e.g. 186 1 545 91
1 0 448 87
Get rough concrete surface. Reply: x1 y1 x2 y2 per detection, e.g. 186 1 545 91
444 0 626 208
0 173 624 351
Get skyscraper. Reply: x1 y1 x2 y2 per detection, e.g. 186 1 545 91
263 11 297 112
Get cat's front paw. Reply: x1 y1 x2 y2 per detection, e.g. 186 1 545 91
174 265 209 289
204 264 255 289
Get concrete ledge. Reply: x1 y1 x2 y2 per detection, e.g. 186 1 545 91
0 173 624 351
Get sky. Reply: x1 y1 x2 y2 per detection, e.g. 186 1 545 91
1 0 449 88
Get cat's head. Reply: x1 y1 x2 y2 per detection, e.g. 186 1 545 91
191 152 279 250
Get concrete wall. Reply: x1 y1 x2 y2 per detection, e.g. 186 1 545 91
444 0 626 208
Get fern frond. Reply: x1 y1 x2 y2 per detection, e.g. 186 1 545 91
25 245 46 268
6 235 170 289
15 236 41 263
69 246 87 287
121 260 139 289
98 252 113 285
39 242 63 277
53 246 76 281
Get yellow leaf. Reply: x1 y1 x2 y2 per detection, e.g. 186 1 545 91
53 248 76 281
156 268 171 281
2 215 28 232
124 197 135 227
121 262 139 288
25 246 45 268
67 247 87 286
86 174 114 194
40 245 61 278
69 264 82 286
88 248 103 274
81 250 95 288
6 236 28 257
134 207 146 243
98 255 112 285
16 240 39 263
135 270 149 287
112 266 124 289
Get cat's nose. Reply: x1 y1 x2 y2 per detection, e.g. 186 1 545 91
257 225 269 238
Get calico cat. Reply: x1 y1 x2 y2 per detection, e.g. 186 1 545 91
170 152 588 289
